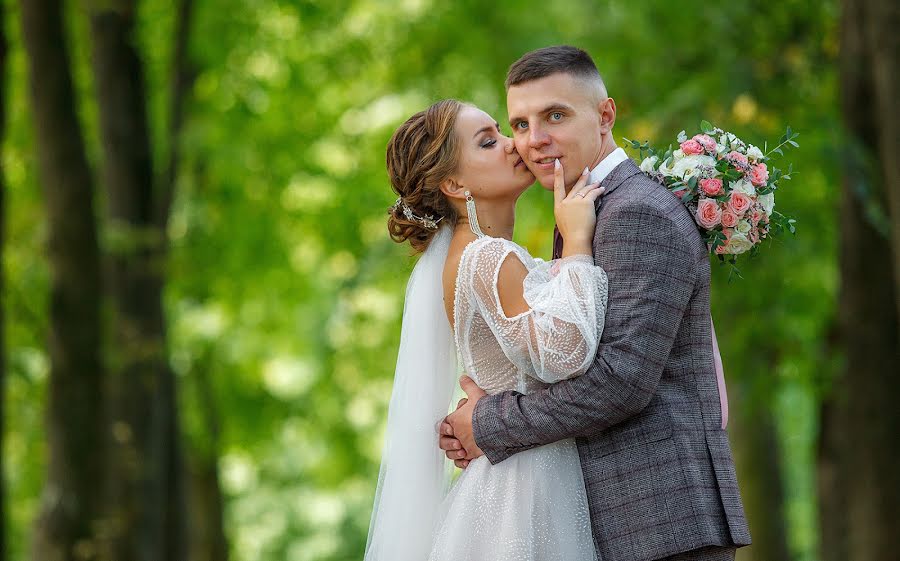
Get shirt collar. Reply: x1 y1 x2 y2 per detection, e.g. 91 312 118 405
588 147 629 185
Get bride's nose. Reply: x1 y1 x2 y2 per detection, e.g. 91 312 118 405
504 138 515 155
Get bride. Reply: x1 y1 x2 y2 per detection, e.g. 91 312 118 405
365 99 607 560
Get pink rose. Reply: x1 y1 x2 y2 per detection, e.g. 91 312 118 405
749 163 769 186
700 178 723 196
728 192 752 216
693 134 717 153
749 227 760 244
696 198 722 229
715 230 731 254
726 151 748 167
721 209 738 228
751 208 763 225
680 139 704 156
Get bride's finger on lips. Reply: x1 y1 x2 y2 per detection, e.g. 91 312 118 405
553 159 566 203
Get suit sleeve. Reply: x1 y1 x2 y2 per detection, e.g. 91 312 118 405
472 202 698 464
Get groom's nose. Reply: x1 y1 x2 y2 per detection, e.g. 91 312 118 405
527 126 551 148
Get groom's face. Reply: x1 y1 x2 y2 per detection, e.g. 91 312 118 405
507 72 606 190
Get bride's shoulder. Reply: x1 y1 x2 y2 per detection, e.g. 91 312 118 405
463 235 529 260
458 237 537 284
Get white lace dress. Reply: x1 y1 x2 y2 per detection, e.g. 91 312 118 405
428 235 609 561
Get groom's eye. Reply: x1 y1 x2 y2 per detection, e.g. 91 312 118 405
550 112 563 122
514 121 528 131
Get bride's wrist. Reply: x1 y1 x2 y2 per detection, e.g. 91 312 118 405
561 239 592 257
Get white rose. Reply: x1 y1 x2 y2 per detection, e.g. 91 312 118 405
727 232 753 254
640 155 659 172
731 178 756 196
736 220 752 234
719 131 740 151
747 144 764 162
672 149 685 160
658 156 675 177
758 192 775 215
671 154 716 180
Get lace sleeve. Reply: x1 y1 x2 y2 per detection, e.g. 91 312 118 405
460 237 608 383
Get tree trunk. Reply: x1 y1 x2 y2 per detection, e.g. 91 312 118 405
187 359 229 561
827 178 900 561
18 1 107 560
859 0 900 330
87 3 186 560
730 382 791 561
820 2 900 560
0 4 8 559
816 399 849 561
164 0 200 557
161 3 230 559
158 0 195 229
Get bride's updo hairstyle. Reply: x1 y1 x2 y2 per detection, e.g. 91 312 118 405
386 99 465 253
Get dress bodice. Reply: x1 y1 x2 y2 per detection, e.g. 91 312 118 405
452 236 609 396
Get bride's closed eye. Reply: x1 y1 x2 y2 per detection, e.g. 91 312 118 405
480 138 497 149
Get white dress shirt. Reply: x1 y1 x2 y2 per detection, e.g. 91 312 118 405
588 147 629 185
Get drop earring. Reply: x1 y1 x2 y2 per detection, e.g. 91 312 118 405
465 190 485 238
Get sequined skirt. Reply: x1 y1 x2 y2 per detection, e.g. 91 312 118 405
428 438 597 561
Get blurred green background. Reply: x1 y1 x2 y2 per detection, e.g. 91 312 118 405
3 1 898 560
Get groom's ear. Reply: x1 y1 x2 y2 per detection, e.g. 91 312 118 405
599 97 617 134
439 178 466 200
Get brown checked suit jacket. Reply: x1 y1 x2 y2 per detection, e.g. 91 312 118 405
472 158 752 561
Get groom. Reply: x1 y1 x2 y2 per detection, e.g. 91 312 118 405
440 46 751 561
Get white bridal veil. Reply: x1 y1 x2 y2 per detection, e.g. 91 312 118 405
364 225 458 560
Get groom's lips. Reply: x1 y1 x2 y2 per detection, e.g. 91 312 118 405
532 156 562 172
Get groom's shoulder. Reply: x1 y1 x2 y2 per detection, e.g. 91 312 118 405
607 169 687 220
601 169 703 247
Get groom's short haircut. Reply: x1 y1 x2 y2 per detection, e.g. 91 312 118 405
505 45 607 98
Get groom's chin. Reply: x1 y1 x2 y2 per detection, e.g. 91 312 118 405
536 177 555 191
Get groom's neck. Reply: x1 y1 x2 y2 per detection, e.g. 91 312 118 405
589 136 620 171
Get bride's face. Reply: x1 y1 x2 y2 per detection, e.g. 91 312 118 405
451 106 535 200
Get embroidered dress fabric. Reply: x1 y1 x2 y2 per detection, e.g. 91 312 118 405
428 236 608 561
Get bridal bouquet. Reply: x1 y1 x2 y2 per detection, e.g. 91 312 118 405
626 122 797 276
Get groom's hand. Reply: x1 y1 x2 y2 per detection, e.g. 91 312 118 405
440 398 469 467
446 376 486 462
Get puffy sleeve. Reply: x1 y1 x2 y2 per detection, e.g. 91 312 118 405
459 237 608 383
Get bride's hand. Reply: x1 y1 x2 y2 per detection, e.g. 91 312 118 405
554 159 604 256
